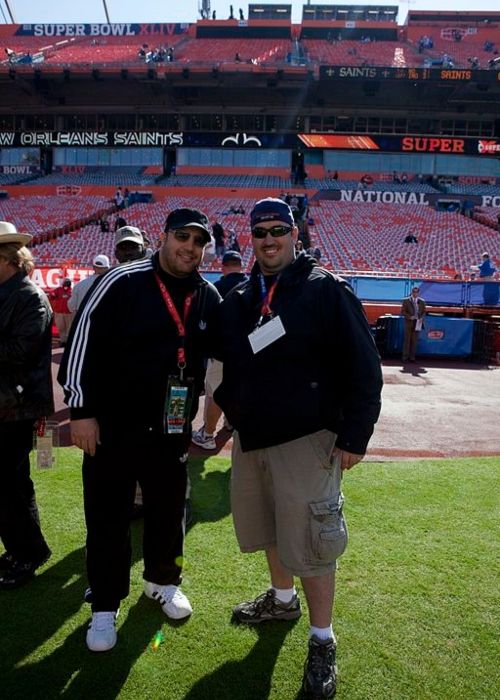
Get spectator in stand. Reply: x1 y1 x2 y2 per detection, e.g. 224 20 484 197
401 286 426 363
239 8 244 20
113 215 127 233
114 188 125 210
0 223 54 590
123 188 130 208
474 252 496 281
99 217 110 233
212 221 226 258
404 233 418 244
68 255 111 315
226 228 241 253
192 251 248 450
49 278 73 346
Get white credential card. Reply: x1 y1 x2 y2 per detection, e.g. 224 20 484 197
248 315 286 354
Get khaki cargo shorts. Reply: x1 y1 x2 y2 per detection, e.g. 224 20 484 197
231 429 348 577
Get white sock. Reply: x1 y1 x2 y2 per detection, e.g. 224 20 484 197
310 625 334 641
273 586 296 604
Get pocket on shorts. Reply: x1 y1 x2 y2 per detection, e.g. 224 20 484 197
308 493 348 563
307 430 337 471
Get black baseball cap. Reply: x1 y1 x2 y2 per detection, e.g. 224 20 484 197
222 250 242 264
164 208 212 244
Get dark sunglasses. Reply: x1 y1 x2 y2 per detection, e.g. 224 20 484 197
251 225 292 239
170 229 206 247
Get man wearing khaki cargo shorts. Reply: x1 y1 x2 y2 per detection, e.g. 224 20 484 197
214 198 383 699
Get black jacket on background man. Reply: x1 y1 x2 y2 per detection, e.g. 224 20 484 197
0 272 54 422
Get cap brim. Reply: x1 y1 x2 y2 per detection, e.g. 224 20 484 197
115 237 143 245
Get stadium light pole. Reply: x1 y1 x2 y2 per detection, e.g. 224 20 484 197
3 0 16 23
102 0 111 24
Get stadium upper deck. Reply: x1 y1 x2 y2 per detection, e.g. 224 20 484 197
1 8 500 71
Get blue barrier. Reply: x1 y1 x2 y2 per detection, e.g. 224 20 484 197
378 315 476 357
203 271 500 307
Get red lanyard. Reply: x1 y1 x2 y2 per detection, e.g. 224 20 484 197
259 275 279 317
155 273 195 371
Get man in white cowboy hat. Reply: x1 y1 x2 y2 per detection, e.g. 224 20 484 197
0 222 54 589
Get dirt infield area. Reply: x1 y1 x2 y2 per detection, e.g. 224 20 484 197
51 349 500 460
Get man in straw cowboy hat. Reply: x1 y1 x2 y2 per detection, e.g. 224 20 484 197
0 221 53 589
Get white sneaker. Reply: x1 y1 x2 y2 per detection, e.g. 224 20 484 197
144 581 193 620
86 611 118 652
191 427 216 450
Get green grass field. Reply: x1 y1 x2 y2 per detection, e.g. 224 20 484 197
1 450 499 700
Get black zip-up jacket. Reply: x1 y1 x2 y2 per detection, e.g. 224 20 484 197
58 254 220 438
214 253 383 454
214 271 248 299
0 271 54 422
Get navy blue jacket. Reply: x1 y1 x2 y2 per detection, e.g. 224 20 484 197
214 253 383 454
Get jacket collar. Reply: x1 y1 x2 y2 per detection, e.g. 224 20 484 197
0 271 25 303
249 251 317 287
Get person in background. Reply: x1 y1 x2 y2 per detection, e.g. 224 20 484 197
114 188 125 210
49 278 73 346
213 198 383 699
404 233 418 244
401 286 426 363
0 222 53 589
113 215 127 233
474 252 496 281
212 221 225 259
192 251 248 450
68 255 111 315
114 226 146 264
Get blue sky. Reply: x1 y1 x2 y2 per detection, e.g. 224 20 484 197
4 1 499 26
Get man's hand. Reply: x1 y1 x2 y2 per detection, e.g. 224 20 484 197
70 418 100 456
332 448 364 471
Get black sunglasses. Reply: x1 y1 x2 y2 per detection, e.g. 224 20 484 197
251 225 292 239
169 229 206 247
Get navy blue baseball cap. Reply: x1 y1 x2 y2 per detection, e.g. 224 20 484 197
250 198 294 229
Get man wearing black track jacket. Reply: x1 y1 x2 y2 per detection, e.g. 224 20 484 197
213 197 383 699
58 208 220 653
